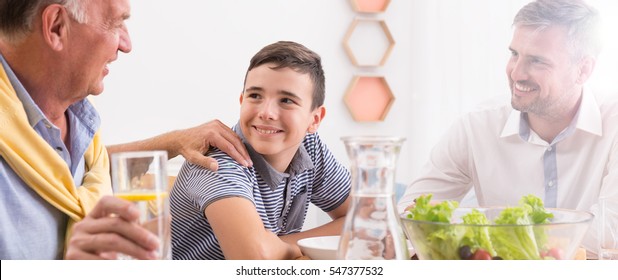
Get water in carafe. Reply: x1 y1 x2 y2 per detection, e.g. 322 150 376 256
337 136 409 260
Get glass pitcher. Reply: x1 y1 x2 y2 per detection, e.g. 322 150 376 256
337 136 409 260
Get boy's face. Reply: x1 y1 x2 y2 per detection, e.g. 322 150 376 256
240 63 325 170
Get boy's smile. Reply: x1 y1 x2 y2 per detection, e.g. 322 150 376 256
253 125 283 135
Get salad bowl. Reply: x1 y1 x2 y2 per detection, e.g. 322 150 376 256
401 195 594 260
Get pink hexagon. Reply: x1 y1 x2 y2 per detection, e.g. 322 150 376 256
349 0 391 13
344 76 395 122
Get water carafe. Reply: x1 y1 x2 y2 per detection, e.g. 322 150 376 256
338 136 408 260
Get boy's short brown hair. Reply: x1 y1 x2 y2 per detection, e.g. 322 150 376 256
244 41 325 110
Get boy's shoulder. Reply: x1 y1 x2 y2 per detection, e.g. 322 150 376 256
176 147 256 189
180 147 250 175
207 147 251 171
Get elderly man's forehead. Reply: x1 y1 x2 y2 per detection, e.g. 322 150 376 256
84 0 131 20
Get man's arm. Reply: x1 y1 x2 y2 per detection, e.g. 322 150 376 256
397 117 474 213
205 197 302 259
106 120 252 171
279 196 350 247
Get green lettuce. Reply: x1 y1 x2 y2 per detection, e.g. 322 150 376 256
460 209 496 256
406 194 458 223
405 194 461 259
521 194 554 224
490 195 554 259
491 206 541 259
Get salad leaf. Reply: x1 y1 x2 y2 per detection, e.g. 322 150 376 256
406 194 458 223
423 226 467 259
460 209 496 256
521 194 554 224
491 206 541 259
522 194 554 252
405 194 461 259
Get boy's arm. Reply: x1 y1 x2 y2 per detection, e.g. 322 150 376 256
205 197 302 260
279 196 350 246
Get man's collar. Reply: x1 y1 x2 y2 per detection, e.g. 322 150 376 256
500 107 522 138
574 87 602 136
500 88 603 140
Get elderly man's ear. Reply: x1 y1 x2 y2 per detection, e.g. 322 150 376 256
40 4 71 51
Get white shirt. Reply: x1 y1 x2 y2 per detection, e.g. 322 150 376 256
398 89 618 258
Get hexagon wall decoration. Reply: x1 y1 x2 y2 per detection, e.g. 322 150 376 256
349 0 391 13
343 76 395 122
343 18 395 67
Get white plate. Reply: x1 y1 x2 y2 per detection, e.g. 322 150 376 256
297 236 340 260
297 236 415 260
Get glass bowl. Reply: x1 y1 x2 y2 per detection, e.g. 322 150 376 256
401 207 593 260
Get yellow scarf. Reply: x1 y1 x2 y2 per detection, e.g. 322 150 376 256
0 62 111 244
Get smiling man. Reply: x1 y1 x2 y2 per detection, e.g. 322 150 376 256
398 0 617 259
170 41 351 260
0 0 136 260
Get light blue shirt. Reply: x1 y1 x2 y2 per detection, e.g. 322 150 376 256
0 53 101 259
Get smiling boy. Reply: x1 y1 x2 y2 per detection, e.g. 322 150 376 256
170 41 351 260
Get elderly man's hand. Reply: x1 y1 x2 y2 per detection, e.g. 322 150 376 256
65 196 160 260
106 120 251 172
173 120 252 171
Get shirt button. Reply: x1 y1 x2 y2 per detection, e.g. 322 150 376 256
548 180 554 187
45 123 52 129
55 147 63 152
547 146 553 152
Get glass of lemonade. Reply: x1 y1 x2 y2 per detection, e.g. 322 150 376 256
111 151 171 260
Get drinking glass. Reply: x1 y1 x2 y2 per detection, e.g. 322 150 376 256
111 151 171 260
598 197 618 260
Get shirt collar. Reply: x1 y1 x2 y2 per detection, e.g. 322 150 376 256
500 87 602 140
500 107 521 138
233 123 314 191
574 87 602 136
68 98 101 137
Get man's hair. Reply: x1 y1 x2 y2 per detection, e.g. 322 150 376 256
0 0 86 43
513 0 602 60
244 41 325 110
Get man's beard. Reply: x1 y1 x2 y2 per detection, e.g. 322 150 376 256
511 94 552 116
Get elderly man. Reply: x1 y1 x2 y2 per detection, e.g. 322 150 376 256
0 0 250 259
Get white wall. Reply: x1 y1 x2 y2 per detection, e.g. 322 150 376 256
95 0 618 228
